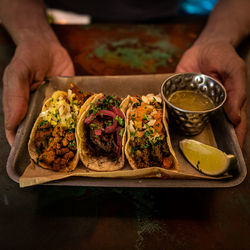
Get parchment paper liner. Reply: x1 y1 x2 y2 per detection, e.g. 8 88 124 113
19 75 232 187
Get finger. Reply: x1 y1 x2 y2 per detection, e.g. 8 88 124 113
234 101 247 149
175 59 187 73
48 47 75 77
30 56 75 92
3 62 30 146
5 129 15 147
175 46 201 73
223 58 246 125
60 60 75 76
175 54 195 73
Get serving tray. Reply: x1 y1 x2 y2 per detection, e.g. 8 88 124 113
6 74 247 188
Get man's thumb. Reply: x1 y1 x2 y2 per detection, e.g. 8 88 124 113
3 63 30 146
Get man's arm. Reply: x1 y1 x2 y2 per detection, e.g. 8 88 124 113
0 0 58 44
195 0 250 47
176 0 250 147
0 0 74 146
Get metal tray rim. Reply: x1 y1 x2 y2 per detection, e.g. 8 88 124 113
6 74 247 188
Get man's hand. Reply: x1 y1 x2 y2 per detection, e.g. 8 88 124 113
176 40 247 148
3 39 74 146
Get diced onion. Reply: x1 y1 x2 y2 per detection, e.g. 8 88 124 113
68 89 72 100
147 95 155 102
151 110 157 116
40 111 49 117
146 105 154 110
154 96 162 103
147 119 156 126
59 106 64 116
129 121 135 133
142 96 149 104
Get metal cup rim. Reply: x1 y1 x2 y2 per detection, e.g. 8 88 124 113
160 72 227 114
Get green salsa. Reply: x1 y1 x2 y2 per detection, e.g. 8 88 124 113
168 90 215 111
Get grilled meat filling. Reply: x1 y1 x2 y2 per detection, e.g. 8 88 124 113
35 123 77 171
128 95 173 169
130 136 171 169
70 83 92 107
85 123 118 159
84 95 125 161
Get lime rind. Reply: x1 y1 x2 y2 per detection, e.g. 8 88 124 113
179 139 237 176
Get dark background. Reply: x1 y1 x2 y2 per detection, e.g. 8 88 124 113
0 9 250 250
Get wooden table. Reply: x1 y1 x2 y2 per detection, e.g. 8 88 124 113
0 22 249 250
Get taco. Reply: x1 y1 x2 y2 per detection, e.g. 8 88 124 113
77 94 130 171
28 84 93 172
125 94 178 170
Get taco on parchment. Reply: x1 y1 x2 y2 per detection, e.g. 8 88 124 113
125 94 178 170
28 83 93 172
77 94 130 171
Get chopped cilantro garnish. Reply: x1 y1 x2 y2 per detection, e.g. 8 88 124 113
152 136 163 146
143 111 148 120
90 123 96 129
131 147 136 154
119 128 124 136
143 129 154 138
87 96 122 120
129 114 136 121
132 102 141 108
104 120 113 127
38 120 48 128
68 128 75 133
36 147 41 155
68 140 76 148
116 115 124 126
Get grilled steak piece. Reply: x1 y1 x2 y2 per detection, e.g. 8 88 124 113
129 137 170 168
86 124 118 158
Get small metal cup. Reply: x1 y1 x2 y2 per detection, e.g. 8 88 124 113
161 73 227 136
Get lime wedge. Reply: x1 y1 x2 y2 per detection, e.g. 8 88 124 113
179 139 237 176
